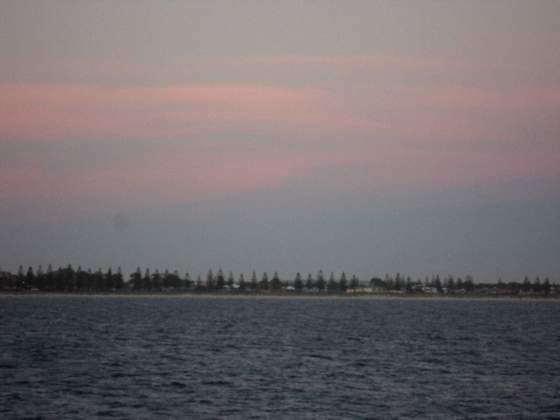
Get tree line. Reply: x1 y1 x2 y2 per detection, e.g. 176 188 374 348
0 265 556 296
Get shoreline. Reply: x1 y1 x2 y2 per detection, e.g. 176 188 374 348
1 291 559 302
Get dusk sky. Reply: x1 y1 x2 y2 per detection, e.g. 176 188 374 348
1 1 559 282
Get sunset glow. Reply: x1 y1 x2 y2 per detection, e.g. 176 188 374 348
1 1 559 280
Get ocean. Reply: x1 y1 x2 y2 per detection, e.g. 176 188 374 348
2 295 559 419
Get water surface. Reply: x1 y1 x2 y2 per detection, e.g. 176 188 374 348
2 295 559 419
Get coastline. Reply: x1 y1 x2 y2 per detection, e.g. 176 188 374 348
2 290 559 302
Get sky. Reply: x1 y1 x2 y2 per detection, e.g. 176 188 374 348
1 0 559 282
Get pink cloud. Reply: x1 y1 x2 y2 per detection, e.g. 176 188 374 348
255 54 459 72
0 83 335 142
2 80 558 210
3 82 557 150
0 147 344 209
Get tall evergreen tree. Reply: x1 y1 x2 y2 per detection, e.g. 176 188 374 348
16 265 25 289
162 269 171 288
447 275 456 291
316 270 326 292
206 269 215 290
93 269 104 291
305 273 314 290
36 265 45 290
327 272 337 292
339 272 348 292
405 277 413 293
271 271 281 290
131 267 142 290
350 275 359 290
464 275 475 292
216 269 225 290
143 268 152 290
294 272 303 291
114 267 124 289
533 276 542 293
25 266 35 289
250 271 258 290
152 269 162 290
260 272 269 290
543 277 551 295
394 273 402 291
106 267 114 290
434 275 443 293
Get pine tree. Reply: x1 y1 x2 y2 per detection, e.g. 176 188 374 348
260 272 269 290
46 264 54 290
206 269 215 290
395 273 402 291
294 272 303 291
405 277 413 293
327 272 337 292
316 270 326 292
305 273 314 290
115 267 124 289
271 271 281 290
543 277 551 296
464 275 474 292
216 269 225 290
162 269 171 288
143 268 151 290
350 275 359 290
152 269 162 290
533 276 542 293
250 271 258 290
25 266 35 289
435 275 443 293
131 267 142 290
36 265 45 290
339 272 348 292
16 265 25 289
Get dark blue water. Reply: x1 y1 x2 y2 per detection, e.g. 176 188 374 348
2 295 560 419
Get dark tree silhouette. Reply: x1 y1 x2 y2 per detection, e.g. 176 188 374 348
316 270 326 292
464 275 474 292
533 276 542 293
216 269 225 290
349 275 359 290
195 275 203 290
544 277 551 295
25 266 35 289
294 272 303 291
130 267 142 290
206 269 215 291
1 263 554 298
339 272 348 292
16 265 25 289
327 272 337 292
271 271 281 290
250 271 258 291
305 273 314 290
238 273 246 291
260 272 269 290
